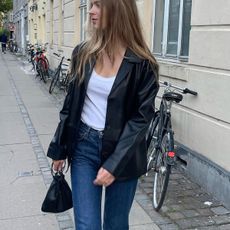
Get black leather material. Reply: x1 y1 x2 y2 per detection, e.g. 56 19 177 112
47 45 159 180
41 172 73 213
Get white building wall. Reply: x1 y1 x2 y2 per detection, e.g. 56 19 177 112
150 0 230 173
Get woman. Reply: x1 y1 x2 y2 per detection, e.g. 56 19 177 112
47 0 159 229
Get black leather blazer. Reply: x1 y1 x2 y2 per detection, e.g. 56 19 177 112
47 45 159 181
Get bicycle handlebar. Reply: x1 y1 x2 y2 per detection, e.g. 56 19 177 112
53 52 60 57
160 81 198 96
183 88 197 96
53 53 71 62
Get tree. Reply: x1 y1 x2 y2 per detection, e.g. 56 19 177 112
0 0 13 14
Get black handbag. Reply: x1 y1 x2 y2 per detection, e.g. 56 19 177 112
41 169 73 213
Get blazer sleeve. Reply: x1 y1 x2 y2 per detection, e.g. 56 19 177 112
46 44 81 160
102 60 159 177
47 79 75 160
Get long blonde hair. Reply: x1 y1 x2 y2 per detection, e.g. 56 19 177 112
71 0 159 83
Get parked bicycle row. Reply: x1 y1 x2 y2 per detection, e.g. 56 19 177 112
26 42 71 94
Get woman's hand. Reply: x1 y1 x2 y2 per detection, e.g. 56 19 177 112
52 160 66 172
94 167 115 187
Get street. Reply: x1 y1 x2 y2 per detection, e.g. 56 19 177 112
1 51 230 230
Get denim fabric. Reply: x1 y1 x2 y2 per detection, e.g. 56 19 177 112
71 121 138 230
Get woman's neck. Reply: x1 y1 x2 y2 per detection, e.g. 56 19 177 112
95 45 126 77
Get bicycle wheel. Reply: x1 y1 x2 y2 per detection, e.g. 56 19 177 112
152 133 171 211
63 73 71 93
38 59 47 83
49 69 60 94
44 57 50 77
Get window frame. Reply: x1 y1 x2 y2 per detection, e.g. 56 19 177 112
79 0 88 42
152 0 191 61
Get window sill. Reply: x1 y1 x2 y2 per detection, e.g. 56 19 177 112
154 55 189 65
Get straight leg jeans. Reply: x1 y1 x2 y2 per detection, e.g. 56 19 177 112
71 121 138 230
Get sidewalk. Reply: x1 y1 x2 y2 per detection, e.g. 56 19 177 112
0 51 160 230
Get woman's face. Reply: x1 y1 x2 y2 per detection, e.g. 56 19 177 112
89 0 104 29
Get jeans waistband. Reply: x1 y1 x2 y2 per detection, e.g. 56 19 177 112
79 120 104 137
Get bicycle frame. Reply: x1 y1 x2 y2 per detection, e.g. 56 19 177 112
146 80 197 211
153 101 174 169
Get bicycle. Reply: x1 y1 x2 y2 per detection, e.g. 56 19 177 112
49 53 71 94
33 43 49 83
146 80 198 211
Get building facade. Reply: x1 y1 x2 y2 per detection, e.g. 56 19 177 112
25 0 230 208
45 0 86 68
151 0 230 208
28 0 46 45
13 0 28 54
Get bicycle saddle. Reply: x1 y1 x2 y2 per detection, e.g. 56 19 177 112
163 92 183 103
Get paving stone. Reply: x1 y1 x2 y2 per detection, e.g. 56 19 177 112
154 216 172 225
159 223 179 230
59 220 73 229
140 182 153 187
219 224 230 230
56 214 71 222
168 204 183 212
211 207 230 215
181 209 200 218
196 208 215 216
138 198 152 207
175 216 215 229
143 188 153 194
135 193 149 201
212 215 230 225
182 201 204 210
169 180 180 185
160 206 170 213
166 212 185 220
170 174 184 180
147 210 171 225
189 226 219 230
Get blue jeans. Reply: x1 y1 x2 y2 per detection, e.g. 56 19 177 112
71 121 138 230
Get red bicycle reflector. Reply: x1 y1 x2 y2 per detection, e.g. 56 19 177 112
168 151 175 157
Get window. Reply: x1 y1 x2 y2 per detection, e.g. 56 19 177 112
79 0 88 41
153 0 192 59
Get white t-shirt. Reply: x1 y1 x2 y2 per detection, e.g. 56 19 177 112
81 69 116 130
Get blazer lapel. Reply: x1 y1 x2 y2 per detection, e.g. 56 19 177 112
109 48 142 96
109 58 133 96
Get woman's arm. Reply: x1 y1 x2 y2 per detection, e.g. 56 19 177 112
47 44 81 160
47 79 75 160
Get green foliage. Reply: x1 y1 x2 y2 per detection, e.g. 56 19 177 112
0 0 13 13
0 28 10 37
